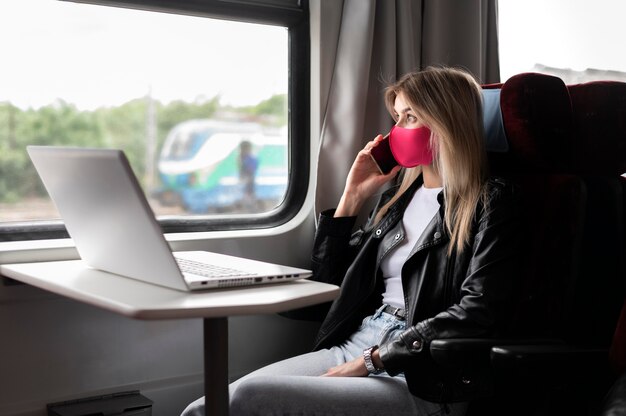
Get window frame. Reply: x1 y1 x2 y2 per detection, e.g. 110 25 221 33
0 0 310 241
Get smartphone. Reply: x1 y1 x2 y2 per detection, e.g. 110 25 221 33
369 133 397 174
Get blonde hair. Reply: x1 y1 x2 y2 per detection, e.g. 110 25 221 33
374 66 489 254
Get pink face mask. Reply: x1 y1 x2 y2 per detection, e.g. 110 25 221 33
389 125 434 167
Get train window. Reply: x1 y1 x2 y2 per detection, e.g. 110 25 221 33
0 0 308 240
499 0 626 83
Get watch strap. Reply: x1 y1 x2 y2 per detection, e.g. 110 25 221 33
363 345 382 374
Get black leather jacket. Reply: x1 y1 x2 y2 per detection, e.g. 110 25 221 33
310 176 521 403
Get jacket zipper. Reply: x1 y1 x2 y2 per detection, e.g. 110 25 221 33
443 254 454 307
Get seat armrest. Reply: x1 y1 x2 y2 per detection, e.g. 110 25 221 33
490 345 611 396
429 338 563 368
491 344 608 370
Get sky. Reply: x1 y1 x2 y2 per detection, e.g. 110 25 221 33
498 0 626 81
0 0 288 110
1 0 625 110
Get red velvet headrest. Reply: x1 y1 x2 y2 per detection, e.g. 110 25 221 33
568 81 626 176
496 73 574 174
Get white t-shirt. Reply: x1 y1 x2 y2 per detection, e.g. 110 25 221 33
380 185 443 309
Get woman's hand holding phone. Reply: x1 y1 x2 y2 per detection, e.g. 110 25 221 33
335 134 401 217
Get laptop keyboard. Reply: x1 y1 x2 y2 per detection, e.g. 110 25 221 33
176 257 255 279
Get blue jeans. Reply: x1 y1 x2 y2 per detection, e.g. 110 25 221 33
181 305 468 416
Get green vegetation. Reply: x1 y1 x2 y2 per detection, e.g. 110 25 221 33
0 94 286 203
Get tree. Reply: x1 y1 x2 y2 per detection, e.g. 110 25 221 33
0 93 285 207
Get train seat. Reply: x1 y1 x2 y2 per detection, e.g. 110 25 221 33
483 79 626 416
566 80 626 348
430 72 590 414
569 80 626 415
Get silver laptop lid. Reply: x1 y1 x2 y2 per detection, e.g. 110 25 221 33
27 146 189 291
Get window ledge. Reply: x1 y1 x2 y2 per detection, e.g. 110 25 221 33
0 188 315 265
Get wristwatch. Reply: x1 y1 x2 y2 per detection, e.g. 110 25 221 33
363 345 383 374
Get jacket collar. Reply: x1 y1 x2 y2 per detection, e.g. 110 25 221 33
372 176 449 252
370 177 423 236
406 207 448 259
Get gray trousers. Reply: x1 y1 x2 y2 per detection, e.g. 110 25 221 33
181 306 468 416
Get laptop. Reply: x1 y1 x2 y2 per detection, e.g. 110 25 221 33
26 146 311 291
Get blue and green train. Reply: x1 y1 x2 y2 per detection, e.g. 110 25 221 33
156 119 288 213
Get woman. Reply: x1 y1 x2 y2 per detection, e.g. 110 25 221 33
182 66 521 416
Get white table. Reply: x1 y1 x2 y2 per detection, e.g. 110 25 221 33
0 259 339 416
